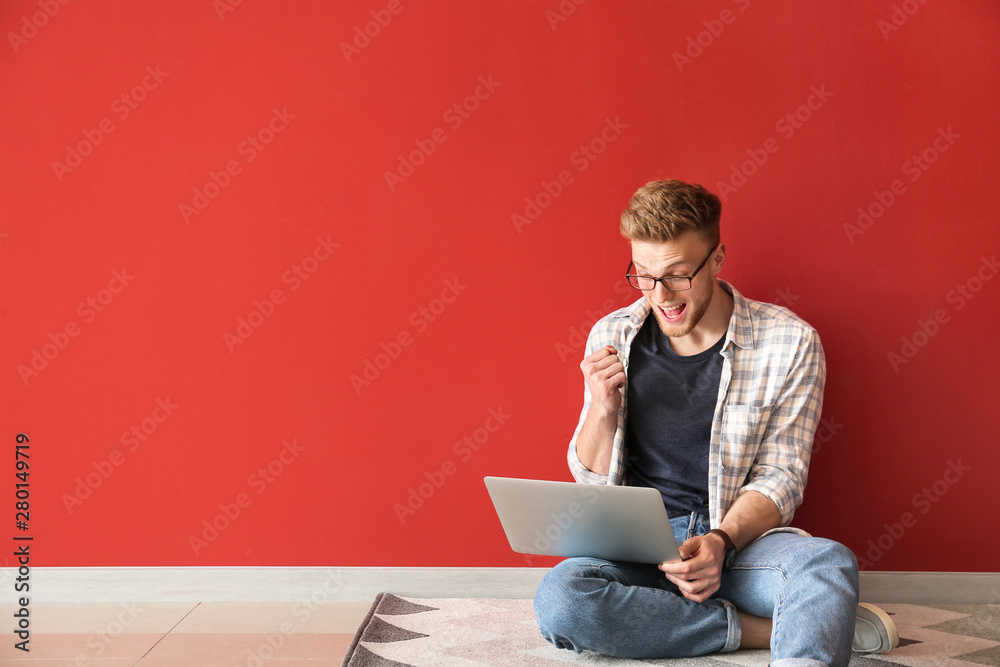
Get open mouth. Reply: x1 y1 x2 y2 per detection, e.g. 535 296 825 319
659 303 686 323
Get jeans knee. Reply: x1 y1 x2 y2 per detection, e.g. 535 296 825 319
533 559 609 652
800 539 860 590
821 539 858 571
533 570 561 634
535 560 589 627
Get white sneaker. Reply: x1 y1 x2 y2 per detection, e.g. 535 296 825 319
853 603 899 653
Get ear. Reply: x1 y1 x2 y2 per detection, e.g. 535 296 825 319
710 243 726 276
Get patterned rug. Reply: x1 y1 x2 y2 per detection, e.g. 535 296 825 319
341 594 1000 666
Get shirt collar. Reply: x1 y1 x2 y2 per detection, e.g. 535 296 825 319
721 280 754 351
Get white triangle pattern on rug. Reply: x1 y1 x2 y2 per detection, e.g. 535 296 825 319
857 604 1000 666
350 596 1000 667
359 598 529 666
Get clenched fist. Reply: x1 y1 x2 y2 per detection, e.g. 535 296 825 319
581 345 626 415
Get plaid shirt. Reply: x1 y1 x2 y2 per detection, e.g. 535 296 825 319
568 281 825 536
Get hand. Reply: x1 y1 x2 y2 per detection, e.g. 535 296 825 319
581 345 625 415
658 533 727 603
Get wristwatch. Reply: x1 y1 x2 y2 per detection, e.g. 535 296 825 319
707 528 737 567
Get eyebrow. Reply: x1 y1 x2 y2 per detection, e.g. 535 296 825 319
632 258 691 273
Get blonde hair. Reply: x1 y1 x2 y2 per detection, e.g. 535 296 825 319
620 180 721 246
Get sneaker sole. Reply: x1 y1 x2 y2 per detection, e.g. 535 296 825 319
853 603 900 654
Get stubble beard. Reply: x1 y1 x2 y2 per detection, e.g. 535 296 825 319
652 288 713 339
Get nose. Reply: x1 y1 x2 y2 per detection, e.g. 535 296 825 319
651 280 673 303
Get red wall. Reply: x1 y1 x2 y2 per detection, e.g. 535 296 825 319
2 0 998 571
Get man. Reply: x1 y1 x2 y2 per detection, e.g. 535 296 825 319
534 180 897 666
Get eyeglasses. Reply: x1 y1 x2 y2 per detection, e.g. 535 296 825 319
626 244 719 292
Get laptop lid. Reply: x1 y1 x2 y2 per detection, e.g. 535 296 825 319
484 476 681 564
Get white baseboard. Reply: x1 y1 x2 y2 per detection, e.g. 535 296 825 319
1 567 997 604
0 567 548 603
858 571 1000 605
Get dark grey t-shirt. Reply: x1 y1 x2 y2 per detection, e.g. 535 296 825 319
625 312 725 518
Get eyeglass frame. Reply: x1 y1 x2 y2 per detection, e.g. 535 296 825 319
625 244 720 292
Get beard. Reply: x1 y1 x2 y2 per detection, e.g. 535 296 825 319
651 287 713 339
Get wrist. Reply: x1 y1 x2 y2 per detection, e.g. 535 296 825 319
707 529 737 565
587 401 620 421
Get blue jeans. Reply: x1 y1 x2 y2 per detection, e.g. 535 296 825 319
534 512 860 666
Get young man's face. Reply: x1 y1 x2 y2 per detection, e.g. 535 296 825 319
629 232 722 339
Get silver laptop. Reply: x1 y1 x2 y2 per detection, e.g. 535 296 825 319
484 476 681 564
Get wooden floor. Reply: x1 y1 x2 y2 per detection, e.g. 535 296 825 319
0 601 373 665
